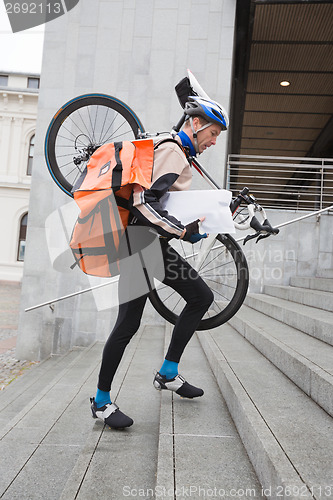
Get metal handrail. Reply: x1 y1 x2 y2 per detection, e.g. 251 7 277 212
227 154 333 211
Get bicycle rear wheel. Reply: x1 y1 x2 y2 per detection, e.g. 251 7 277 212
149 234 249 330
45 94 145 197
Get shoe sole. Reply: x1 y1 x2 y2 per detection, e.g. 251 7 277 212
154 381 203 399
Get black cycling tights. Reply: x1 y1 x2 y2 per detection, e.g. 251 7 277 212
98 240 214 392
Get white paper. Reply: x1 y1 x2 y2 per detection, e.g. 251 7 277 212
161 189 235 234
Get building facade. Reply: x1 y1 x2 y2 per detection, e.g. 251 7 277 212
0 72 39 281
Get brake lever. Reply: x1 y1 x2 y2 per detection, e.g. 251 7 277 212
262 218 279 235
256 233 271 243
243 231 275 245
243 232 260 245
244 217 280 245
250 216 264 232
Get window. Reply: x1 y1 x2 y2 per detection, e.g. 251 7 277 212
0 75 8 86
17 213 28 262
27 134 35 175
27 77 40 89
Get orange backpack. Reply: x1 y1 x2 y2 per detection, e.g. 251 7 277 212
70 139 155 277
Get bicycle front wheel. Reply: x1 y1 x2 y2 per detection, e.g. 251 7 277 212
149 234 249 330
45 94 145 197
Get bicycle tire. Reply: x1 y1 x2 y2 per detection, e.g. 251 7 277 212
45 94 145 197
149 233 249 330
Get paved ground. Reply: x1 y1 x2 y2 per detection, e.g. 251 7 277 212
0 281 37 390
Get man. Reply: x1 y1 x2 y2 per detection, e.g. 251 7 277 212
90 96 229 429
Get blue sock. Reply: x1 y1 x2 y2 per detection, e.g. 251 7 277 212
95 388 111 407
159 360 179 380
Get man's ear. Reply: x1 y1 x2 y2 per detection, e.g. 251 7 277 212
192 116 200 131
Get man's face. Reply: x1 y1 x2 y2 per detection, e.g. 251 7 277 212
193 118 222 154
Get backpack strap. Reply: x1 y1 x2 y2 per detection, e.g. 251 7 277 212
111 142 124 191
115 195 129 210
154 138 190 158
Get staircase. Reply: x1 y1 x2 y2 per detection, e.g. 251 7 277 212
198 276 333 500
0 278 332 499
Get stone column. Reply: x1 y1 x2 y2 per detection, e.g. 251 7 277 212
17 0 237 361
9 116 24 180
0 115 12 178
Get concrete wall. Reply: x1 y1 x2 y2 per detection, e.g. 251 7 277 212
239 209 333 294
16 0 238 361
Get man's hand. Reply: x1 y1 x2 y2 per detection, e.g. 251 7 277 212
187 232 208 243
181 217 207 243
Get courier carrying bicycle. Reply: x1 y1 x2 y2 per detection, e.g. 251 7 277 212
91 77 229 429
44 71 279 429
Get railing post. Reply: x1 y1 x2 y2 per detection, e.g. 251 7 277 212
320 160 324 210
225 154 231 190
226 154 231 190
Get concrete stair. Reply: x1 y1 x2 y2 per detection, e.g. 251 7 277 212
1 277 332 499
245 290 333 346
0 326 164 499
154 324 262 500
0 322 263 499
290 276 333 293
198 276 333 500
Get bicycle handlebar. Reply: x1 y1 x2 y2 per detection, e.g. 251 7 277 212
172 114 186 133
231 187 280 245
230 186 254 214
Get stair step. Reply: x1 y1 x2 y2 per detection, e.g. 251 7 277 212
0 342 104 498
317 269 333 279
198 325 333 498
245 293 333 346
264 284 333 312
0 348 85 425
0 325 164 500
290 276 333 293
59 325 164 500
229 305 333 416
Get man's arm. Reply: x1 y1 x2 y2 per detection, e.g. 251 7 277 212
129 142 189 239
130 175 185 239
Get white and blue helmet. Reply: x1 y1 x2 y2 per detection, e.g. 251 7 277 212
185 96 229 131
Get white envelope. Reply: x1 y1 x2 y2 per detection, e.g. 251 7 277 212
161 189 235 234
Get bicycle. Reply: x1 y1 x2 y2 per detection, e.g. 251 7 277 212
44 73 279 330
